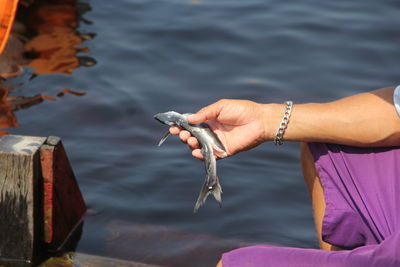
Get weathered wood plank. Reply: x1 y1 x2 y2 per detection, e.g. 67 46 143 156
40 136 86 250
0 135 46 266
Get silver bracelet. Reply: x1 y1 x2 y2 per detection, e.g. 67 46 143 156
273 101 293 146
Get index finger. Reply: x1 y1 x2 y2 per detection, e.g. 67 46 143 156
169 126 181 135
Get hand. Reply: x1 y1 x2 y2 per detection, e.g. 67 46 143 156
170 99 269 160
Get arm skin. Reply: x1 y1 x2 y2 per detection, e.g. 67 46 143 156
275 86 400 147
171 86 400 160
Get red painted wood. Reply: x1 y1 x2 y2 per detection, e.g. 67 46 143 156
40 137 86 250
40 147 55 244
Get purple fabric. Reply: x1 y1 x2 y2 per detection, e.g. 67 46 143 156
222 143 400 267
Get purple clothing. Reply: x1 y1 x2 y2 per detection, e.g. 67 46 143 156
222 143 400 266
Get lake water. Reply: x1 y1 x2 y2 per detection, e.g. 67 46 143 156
3 0 400 266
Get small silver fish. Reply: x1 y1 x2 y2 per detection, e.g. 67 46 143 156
154 111 227 212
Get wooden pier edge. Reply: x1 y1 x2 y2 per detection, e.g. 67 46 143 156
0 135 87 266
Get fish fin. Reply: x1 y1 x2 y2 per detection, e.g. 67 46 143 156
212 143 227 159
214 148 228 159
157 131 171 146
193 179 222 213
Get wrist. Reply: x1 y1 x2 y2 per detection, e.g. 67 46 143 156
259 103 283 142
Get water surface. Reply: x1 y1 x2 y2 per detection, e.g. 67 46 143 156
4 0 400 266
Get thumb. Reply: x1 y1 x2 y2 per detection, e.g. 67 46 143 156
188 101 224 124
187 113 206 124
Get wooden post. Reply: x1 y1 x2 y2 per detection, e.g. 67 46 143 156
0 135 86 266
0 135 46 266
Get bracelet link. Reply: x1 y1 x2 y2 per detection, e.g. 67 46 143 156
273 101 293 146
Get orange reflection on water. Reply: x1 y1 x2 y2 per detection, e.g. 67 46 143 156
0 84 59 136
0 86 17 135
24 0 95 75
57 88 86 97
0 0 94 134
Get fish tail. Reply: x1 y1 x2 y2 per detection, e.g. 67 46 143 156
193 178 222 213
212 181 222 207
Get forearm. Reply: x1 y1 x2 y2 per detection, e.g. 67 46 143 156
263 87 400 147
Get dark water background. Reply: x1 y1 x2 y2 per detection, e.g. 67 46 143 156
5 0 400 266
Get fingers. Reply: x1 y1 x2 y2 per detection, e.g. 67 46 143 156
181 133 200 151
166 126 216 160
169 126 200 150
169 126 181 135
192 149 204 160
179 130 191 143
187 137 199 149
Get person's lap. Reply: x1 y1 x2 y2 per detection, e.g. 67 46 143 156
218 143 400 266
215 143 340 267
